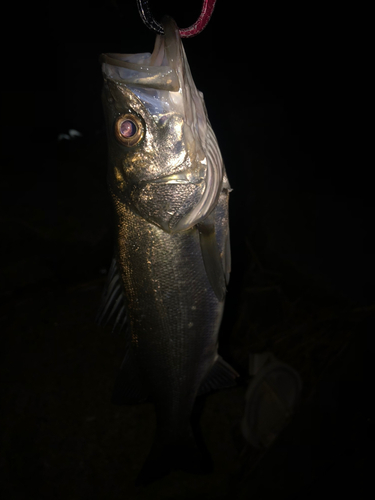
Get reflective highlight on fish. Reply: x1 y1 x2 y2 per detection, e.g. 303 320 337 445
98 16 238 483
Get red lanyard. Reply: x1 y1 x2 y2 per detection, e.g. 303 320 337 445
136 0 217 38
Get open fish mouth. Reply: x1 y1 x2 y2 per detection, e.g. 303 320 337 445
101 16 224 233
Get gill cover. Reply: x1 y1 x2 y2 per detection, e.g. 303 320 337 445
101 16 224 233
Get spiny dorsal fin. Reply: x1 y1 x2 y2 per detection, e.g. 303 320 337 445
198 355 239 396
96 257 127 334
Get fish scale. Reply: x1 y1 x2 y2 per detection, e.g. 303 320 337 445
113 189 225 437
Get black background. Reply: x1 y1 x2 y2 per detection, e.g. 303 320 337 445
1 1 371 498
4 0 371 303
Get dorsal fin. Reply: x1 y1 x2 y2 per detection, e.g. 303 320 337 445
96 257 127 334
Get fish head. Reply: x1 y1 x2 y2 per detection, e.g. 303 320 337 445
101 17 223 233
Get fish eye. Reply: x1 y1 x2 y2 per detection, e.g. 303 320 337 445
115 113 144 146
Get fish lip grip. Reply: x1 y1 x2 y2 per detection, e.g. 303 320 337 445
241 352 303 449
136 0 217 38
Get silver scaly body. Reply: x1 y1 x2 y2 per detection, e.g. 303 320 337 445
98 17 237 481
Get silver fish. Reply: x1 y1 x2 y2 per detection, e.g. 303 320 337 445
98 16 238 482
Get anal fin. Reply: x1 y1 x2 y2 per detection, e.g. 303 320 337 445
198 355 239 396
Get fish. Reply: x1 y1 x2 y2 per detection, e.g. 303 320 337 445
98 16 238 484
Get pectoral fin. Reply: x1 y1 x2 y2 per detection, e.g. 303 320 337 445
197 215 226 302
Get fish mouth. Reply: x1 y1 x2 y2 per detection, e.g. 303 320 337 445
100 18 180 93
102 17 223 233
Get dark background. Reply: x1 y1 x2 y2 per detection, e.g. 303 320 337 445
1 1 371 499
